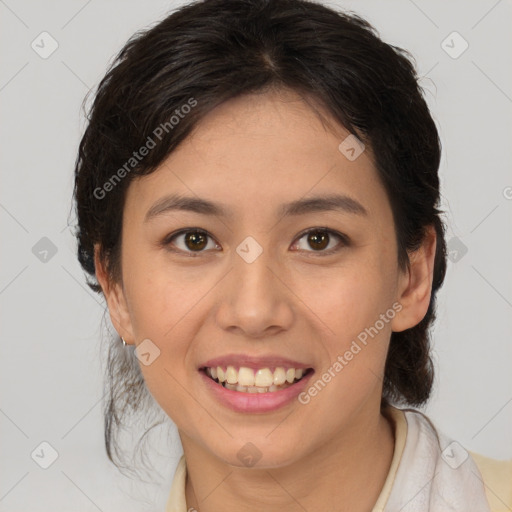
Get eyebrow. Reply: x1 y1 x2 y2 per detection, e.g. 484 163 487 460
144 192 368 222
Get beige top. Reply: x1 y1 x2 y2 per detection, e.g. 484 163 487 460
165 406 512 511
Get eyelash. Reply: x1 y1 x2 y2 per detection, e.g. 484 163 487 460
161 227 349 258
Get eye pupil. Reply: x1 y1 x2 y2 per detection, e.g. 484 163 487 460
308 230 329 250
185 231 207 251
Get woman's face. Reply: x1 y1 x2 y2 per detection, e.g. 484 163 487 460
100 89 429 467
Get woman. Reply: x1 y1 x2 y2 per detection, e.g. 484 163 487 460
72 0 511 510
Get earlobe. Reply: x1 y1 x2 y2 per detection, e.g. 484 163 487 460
391 226 437 333
93 244 135 344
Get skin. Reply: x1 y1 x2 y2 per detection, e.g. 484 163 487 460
95 88 436 512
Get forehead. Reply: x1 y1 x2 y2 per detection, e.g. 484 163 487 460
124 89 389 224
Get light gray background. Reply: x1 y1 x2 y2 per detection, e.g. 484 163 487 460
1 0 511 510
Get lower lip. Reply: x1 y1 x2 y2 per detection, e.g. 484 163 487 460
199 369 315 413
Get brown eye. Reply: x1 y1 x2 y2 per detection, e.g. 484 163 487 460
292 228 347 255
166 229 218 254
184 231 208 251
307 230 330 250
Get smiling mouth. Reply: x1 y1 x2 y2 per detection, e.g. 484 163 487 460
201 366 314 393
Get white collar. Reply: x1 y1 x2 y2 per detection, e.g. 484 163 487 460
383 408 490 511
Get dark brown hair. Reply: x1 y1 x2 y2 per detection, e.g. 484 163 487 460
73 0 447 475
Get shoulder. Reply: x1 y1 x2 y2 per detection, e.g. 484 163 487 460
386 406 512 512
470 451 512 512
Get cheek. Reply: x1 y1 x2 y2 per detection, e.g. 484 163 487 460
121 241 193 336
298 261 393 335
305 276 393 405
294 258 396 391
121 259 198 414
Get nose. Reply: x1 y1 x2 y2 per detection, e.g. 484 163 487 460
214 246 294 338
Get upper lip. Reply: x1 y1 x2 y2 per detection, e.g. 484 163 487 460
200 354 313 371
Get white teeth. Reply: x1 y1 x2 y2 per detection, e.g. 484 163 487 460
226 365 238 384
205 364 308 392
238 367 255 387
273 367 286 386
254 368 274 387
286 368 296 383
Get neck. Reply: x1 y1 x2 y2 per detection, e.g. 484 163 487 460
181 405 395 512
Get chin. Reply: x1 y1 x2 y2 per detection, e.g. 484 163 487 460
210 436 306 470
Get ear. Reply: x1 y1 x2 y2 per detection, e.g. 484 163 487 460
391 225 437 333
94 244 135 345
